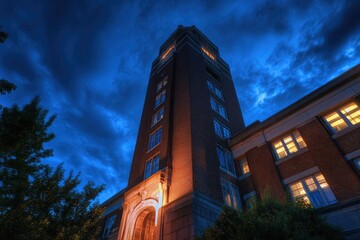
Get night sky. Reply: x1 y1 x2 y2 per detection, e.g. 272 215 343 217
1 0 360 202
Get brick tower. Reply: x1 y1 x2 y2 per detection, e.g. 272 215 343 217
118 25 245 239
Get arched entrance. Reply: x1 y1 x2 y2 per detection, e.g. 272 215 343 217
132 207 156 240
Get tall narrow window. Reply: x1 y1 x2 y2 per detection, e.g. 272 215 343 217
144 154 160 179
272 130 307 160
148 128 162 150
240 159 250 175
221 178 241 209
154 90 166 109
213 119 231 139
324 102 360 133
289 173 336 208
210 96 228 120
151 107 164 127
216 146 236 175
157 76 168 93
207 80 224 100
103 215 116 237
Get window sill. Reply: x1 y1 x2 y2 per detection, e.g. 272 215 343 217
275 148 308 165
238 173 251 181
332 123 360 139
219 167 237 178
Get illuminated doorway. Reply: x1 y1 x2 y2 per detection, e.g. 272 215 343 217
132 208 155 240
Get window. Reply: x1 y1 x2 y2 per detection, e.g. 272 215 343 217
213 119 231 139
154 90 166 109
354 158 360 170
289 173 336 208
161 45 175 60
240 159 250 175
157 76 168 92
103 214 116 237
216 146 236 175
144 154 160 179
210 96 228 120
151 108 164 127
324 102 360 133
221 178 241 209
148 128 162 150
202 46 216 61
207 80 224 100
244 192 256 210
272 131 307 159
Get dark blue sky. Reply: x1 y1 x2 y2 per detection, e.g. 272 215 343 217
1 0 360 202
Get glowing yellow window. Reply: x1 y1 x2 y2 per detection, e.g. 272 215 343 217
273 140 288 159
294 131 307 148
340 102 360 125
290 182 310 204
324 112 349 132
201 46 216 61
283 135 298 154
161 45 175 60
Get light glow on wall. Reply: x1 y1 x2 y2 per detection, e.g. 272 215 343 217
161 45 175 60
201 46 216 61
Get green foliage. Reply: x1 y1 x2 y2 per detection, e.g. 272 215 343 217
200 194 344 240
0 97 105 240
0 30 8 43
0 79 16 95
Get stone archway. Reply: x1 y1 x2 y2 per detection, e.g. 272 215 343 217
132 207 156 240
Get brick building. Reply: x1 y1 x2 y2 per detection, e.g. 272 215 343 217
98 26 360 240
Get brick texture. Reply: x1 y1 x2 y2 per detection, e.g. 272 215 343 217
246 144 286 201
299 119 360 201
335 126 360 154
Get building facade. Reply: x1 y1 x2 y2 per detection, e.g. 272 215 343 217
99 26 360 240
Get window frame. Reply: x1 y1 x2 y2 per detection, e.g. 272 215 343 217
103 214 116 237
210 96 228 120
221 178 241 209
151 107 164 127
272 130 307 160
144 153 160 179
154 89 166 109
239 159 250 175
216 145 236 176
148 127 162 151
323 101 360 133
354 157 360 170
157 76 168 93
207 80 224 100
213 118 231 139
288 173 337 208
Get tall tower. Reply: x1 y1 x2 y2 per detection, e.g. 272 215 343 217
119 26 245 240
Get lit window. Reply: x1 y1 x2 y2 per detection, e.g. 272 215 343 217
272 131 307 160
210 96 228 120
213 119 231 139
154 90 166 109
207 80 223 100
289 173 336 208
148 128 162 150
201 46 216 61
151 108 164 127
103 215 116 237
324 102 360 133
354 158 360 170
144 154 160 179
161 45 175 60
240 159 250 175
216 146 236 175
157 76 168 93
221 178 241 209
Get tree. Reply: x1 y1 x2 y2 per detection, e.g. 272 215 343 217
0 95 105 239
0 29 16 100
200 194 344 240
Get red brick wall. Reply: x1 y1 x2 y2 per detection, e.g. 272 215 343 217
246 144 286 201
277 151 316 179
335 126 360 154
298 119 360 201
